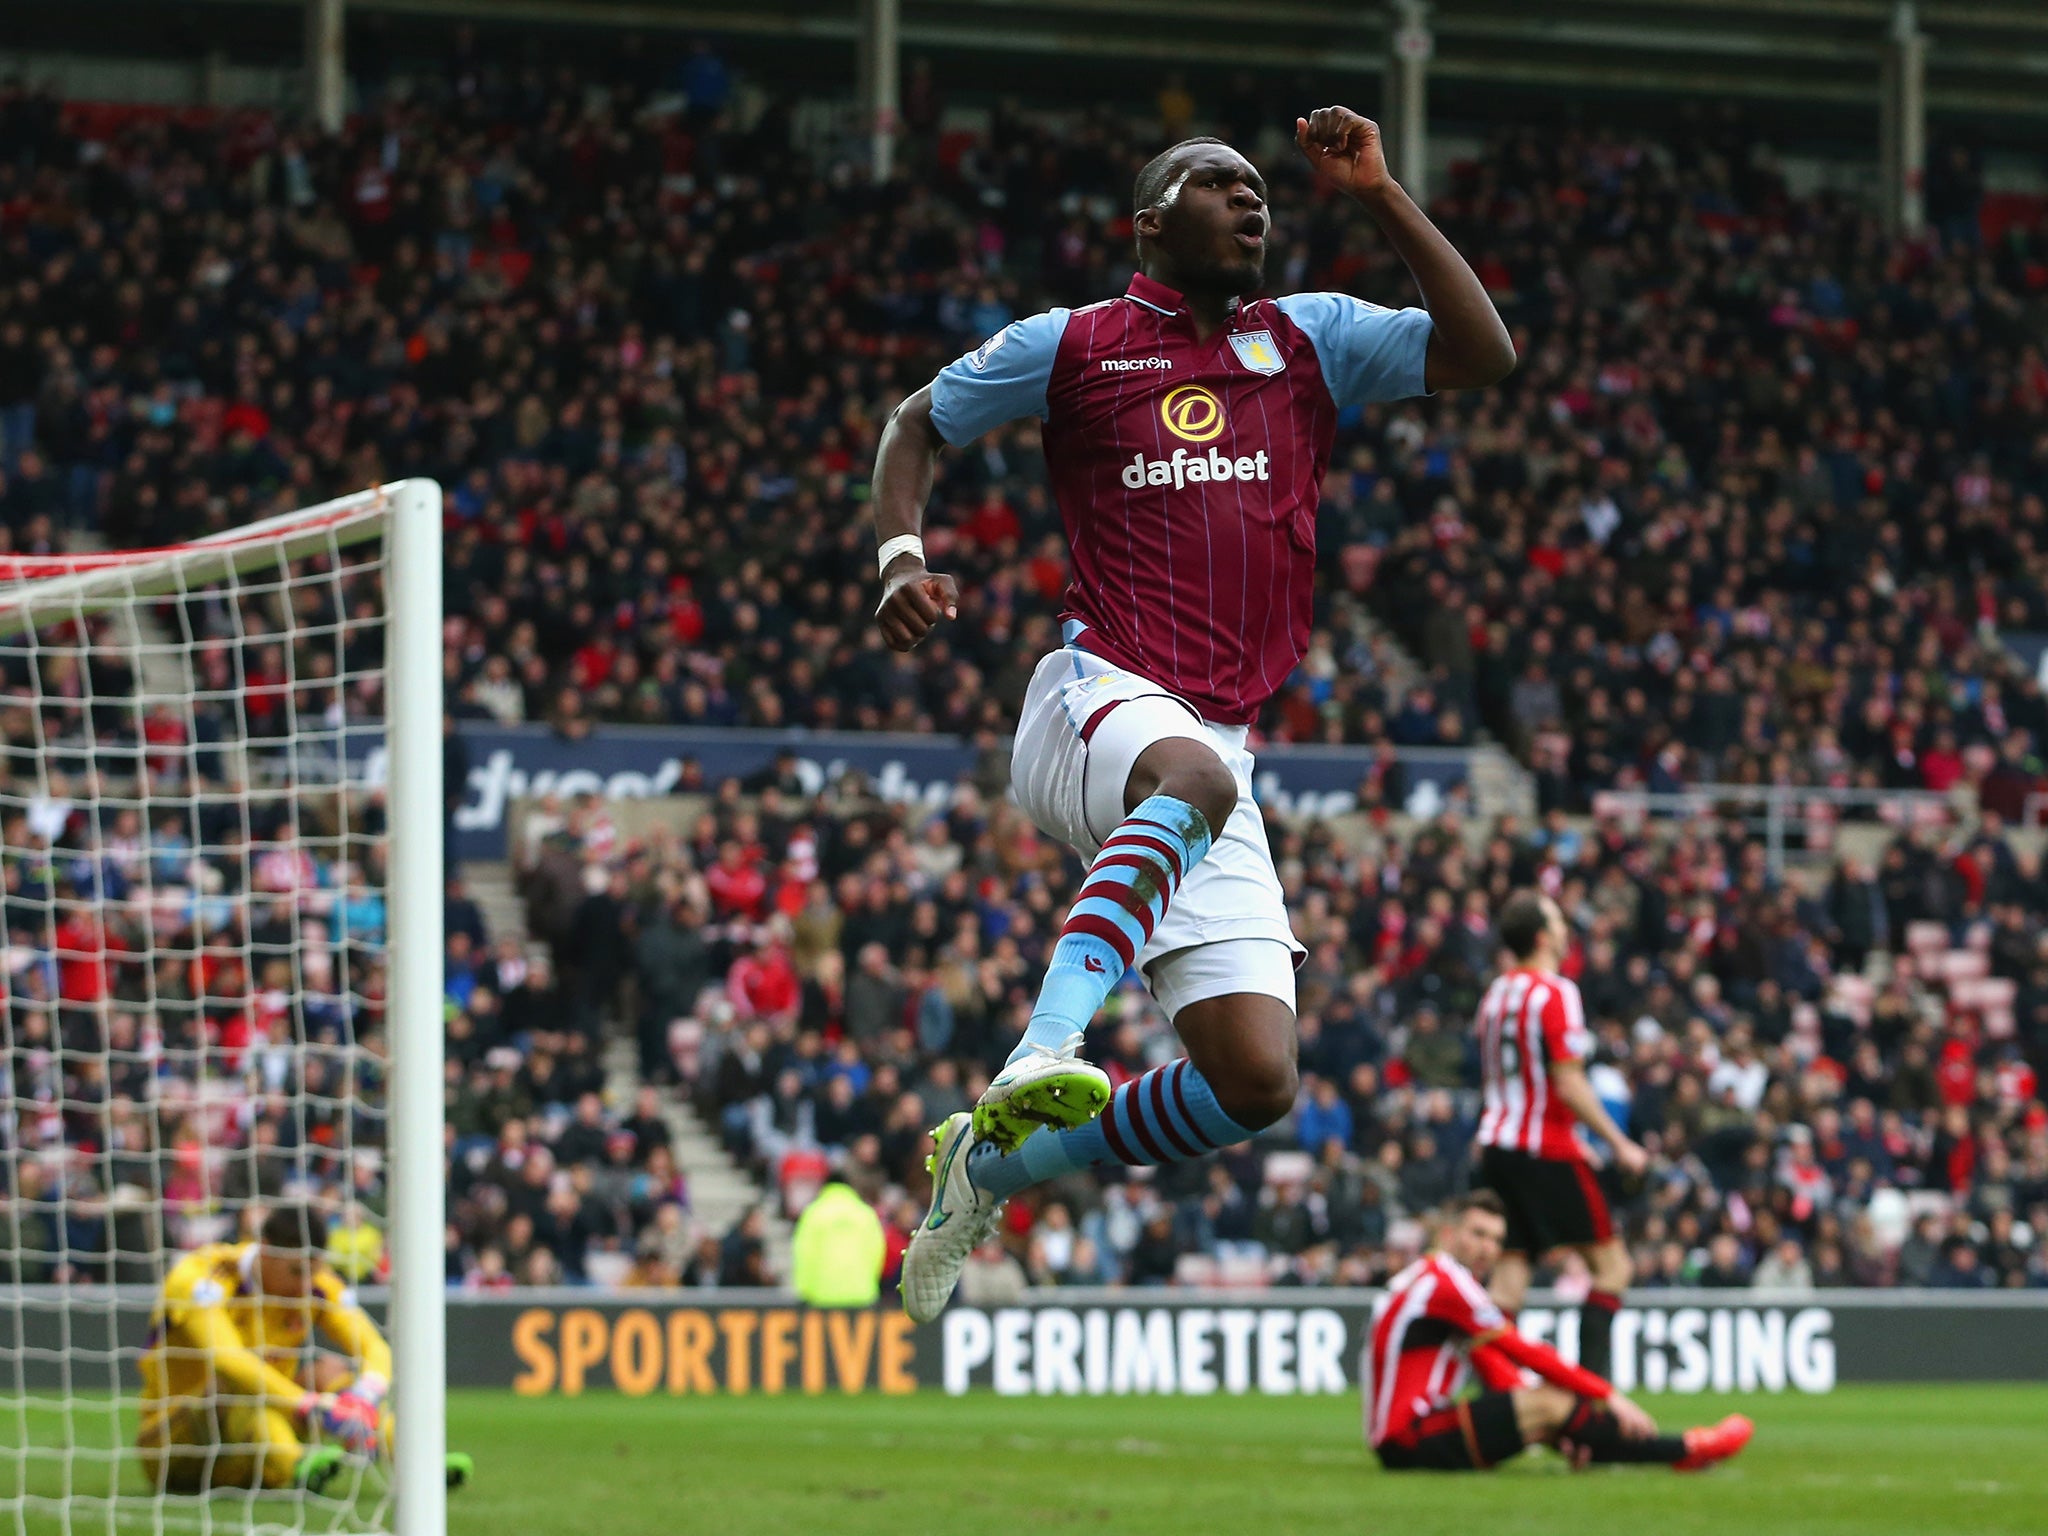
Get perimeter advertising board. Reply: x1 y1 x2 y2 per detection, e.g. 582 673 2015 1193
446 1291 2048 1397
14 1290 2041 1397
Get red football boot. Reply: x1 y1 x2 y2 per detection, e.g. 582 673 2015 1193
1675 1413 1755 1472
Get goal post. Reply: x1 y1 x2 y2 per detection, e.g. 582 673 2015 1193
385 481 446 1536
0 479 444 1536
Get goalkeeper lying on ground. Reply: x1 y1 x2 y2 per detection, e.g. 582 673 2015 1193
137 1204 472 1496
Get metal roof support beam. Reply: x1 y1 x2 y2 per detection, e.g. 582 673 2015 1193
200 48 229 107
197 0 2048 122
1388 1 1432 203
858 0 900 184
306 0 346 133
1881 1 1927 235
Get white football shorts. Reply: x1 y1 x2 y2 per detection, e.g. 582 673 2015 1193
1008 637 1303 1019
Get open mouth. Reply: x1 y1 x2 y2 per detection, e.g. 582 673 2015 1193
1234 214 1267 252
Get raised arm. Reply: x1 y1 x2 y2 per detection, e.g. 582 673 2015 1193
1296 106 1515 391
872 385 960 653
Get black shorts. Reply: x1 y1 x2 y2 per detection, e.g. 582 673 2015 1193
1375 1392 1525 1472
1475 1145 1614 1254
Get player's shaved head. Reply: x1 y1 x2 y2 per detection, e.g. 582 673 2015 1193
1134 137 1229 214
1131 138 1269 298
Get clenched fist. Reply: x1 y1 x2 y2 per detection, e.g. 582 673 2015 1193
875 559 961 652
1296 106 1393 201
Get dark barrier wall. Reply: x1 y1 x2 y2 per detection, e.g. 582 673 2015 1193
14 1289 2044 1397
442 724 1476 859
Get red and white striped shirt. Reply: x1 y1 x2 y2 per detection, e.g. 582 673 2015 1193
1363 1251 1612 1448
1362 1252 1506 1447
1474 967 1594 1162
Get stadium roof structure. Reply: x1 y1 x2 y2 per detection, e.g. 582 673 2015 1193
254 0 2048 119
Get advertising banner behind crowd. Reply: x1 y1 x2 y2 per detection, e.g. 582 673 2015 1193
447 724 1477 860
15 1290 2044 1397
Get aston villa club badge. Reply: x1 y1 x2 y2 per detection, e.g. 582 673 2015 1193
1228 329 1284 375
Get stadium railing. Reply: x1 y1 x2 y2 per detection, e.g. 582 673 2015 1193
1591 785 1964 875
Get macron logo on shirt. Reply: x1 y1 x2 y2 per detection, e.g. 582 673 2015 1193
1100 356 1174 372
1121 446 1272 489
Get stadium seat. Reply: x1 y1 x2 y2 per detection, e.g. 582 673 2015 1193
1216 1251 1272 1288
1905 922 1949 958
1904 1190 1955 1227
584 1250 634 1288
1939 950 1990 984
1261 1152 1315 1187
1174 1253 1220 1286
1828 976 1876 1027
1864 1188 1912 1251
1951 977 2019 1037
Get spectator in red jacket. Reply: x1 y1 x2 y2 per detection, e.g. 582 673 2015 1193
728 927 800 1026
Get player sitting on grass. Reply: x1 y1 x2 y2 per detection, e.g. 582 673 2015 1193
136 1204 473 1496
1364 1191 1753 1473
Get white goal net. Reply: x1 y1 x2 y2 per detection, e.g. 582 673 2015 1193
0 482 445 1536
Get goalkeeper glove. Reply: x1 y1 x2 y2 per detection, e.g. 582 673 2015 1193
298 1385 383 1455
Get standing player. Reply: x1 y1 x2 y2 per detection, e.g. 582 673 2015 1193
871 107 1517 1321
135 1205 472 1495
1473 890 1650 1379
1365 1191 1752 1473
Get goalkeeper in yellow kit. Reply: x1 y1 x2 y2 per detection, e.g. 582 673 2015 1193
136 1205 471 1496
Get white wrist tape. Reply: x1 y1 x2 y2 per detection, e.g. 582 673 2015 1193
877 534 925 576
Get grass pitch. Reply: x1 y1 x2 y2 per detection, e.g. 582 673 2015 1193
12 1386 2045 1536
443 1385 2043 1536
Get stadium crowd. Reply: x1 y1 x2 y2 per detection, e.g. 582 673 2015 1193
5 49 2048 800
2 37 2048 1294
514 762 2048 1296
